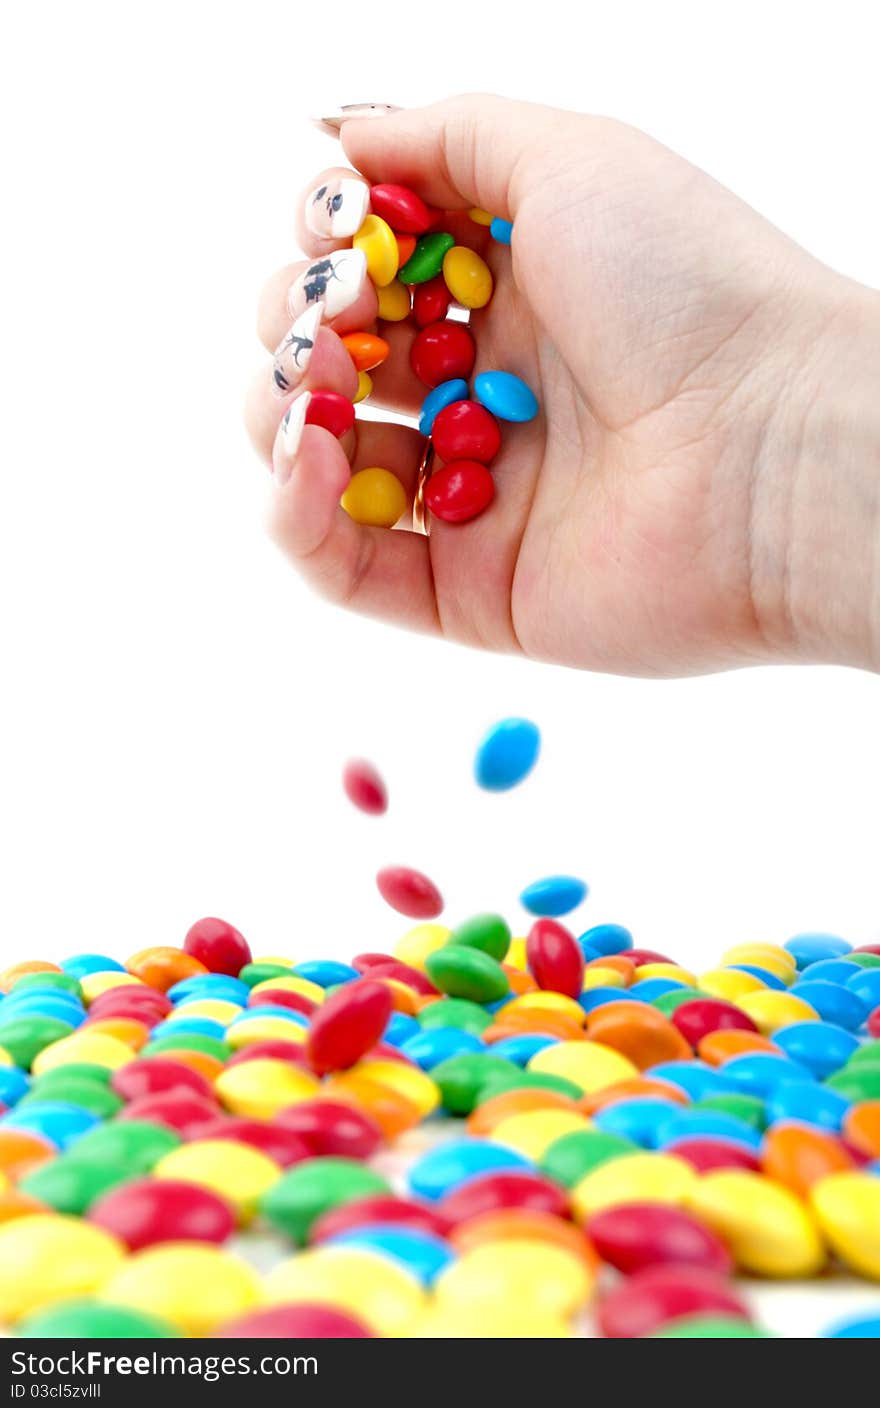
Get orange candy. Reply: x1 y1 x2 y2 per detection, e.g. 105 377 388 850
126 947 208 993
152 1048 225 1084
584 955 636 985
468 1088 583 1136
83 1017 151 1051
395 233 417 265
762 1123 854 1198
698 1029 780 1066
0 1129 55 1178
341 333 390 373
584 1006 692 1070
843 1100 880 1159
0 1189 47 1223
381 979 422 1017
502 966 538 996
0 961 61 992
449 1209 598 1268
324 1074 421 1138
483 1012 586 1043
580 1076 690 1115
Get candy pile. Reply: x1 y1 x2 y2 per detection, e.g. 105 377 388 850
277 178 538 528
2 741 880 1337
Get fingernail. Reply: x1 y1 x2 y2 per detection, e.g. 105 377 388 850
311 103 401 137
272 304 323 398
286 248 367 322
305 177 370 239
274 392 312 486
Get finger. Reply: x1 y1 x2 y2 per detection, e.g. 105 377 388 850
257 251 379 352
296 167 371 255
244 324 359 465
269 424 439 634
341 94 568 220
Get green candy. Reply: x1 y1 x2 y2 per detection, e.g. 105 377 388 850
21 1157 134 1215
430 1054 520 1115
825 1066 880 1100
398 231 455 284
11 972 83 998
650 1316 774 1338
143 1032 231 1062
847 1042 880 1068
18 1077 123 1119
652 989 699 1016
20 1300 177 1338
848 953 880 968
694 1092 766 1130
262 1157 389 1245
237 962 293 988
539 1130 636 1189
425 945 510 1004
30 1062 113 1088
65 1119 181 1173
0 1016 74 1069
449 914 511 963
476 1069 583 1104
417 998 493 1036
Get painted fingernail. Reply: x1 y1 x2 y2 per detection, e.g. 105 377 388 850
311 103 401 137
272 304 323 397
305 177 370 239
286 248 367 322
273 392 312 485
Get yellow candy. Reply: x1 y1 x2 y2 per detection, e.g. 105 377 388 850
251 955 294 968
101 1244 260 1336
341 468 408 528
737 990 819 1035
393 923 451 972
721 944 796 983
80 971 145 1002
168 998 243 1024
572 1153 697 1220
265 1247 425 1335
468 207 494 225
436 1239 593 1319
415 1305 573 1337
528 1040 638 1093
581 967 626 991
225 1016 307 1050
351 1059 439 1118
491 1109 590 1160
353 214 399 288
442 246 494 310
687 1170 824 1277
31 1031 134 1075
697 968 766 1001
154 1139 281 1221
810 1172 880 1279
0 1047 13 1066
0 1215 123 1321
250 975 324 1003
636 964 697 986
354 371 373 404
376 278 411 321
214 1057 318 1118
500 993 586 1024
506 937 528 972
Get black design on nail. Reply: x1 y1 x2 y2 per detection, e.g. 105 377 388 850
302 253 352 305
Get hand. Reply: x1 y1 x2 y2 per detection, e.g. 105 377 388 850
245 95 880 676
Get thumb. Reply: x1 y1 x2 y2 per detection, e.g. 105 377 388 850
339 93 568 221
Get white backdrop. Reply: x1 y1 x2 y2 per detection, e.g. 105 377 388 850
1 0 878 974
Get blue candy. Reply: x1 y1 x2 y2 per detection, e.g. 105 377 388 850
656 1109 763 1152
168 974 250 1005
823 1312 880 1338
630 978 688 1001
765 1077 850 1132
408 1138 531 1201
383 1012 421 1048
846 968 880 1008
229 1005 309 1027
728 964 787 991
0 1067 30 1107
0 1101 100 1150
578 924 633 957
0 993 86 1028
520 875 588 918
326 1225 454 1285
784 932 852 969
594 1098 681 1149
801 958 862 984
400 1027 485 1070
154 1016 227 1040
489 218 513 245
60 953 125 978
650 1061 734 1101
579 987 647 1016
774 1020 859 1078
474 717 541 792
789 979 867 1031
474 370 539 423
292 960 360 988
722 1052 814 1096
489 1034 557 1065
418 379 469 436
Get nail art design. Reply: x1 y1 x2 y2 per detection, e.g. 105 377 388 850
287 248 367 322
305 178 370 239
311 103 401 137
274 392 311 484
272 303 322 397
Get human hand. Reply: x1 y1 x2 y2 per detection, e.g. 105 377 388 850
246 95 880 675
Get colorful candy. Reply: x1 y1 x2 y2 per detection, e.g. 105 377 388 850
424 461 495 524
410 321 476 388
340 467 408 528
376 866 444 919
343 758 388 814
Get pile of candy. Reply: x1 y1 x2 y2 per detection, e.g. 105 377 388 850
275 177 537 528
1 726 880 1338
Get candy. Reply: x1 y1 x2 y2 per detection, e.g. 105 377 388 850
473 718 541 792
353 371 372 403
0 1214 123 1320
412 276 451 328
529 1041 638 1093
327 1224 454 1285
369 184 432 235
474 370 539 423
154 1139 281 1221
520 875 588 918
19 1300 177 1338
761 1124 853 1198
376 866 443 919
686 1170 825 1276
342 331 390 372
572 1153 697 1218
376 279 412 322
526 919 585 998
399 232 455 284
425 946 510 1004
598 1265 750 1339
490 217 513 244
0 1016 75 1069
262 1157 389 1243
306 980 393 1075
88 1177 235 1249
410 321 476 388
352 214 399 287
343 758 388 814
442 246 494 309
341 467 408 527
430 400 502 465
264 1246 426 1335
467 208 494 226
20 1156 132 1215
59 1117 180 1172
810 1171 880 1278
435 1239 593 1318
418 377 469 435
182 917 251 977
310 1192 452 1244
586 1202 732 1277
424 461 495 524
274 1098 382 1159
101 1243 260 1336
218 1304 374 1337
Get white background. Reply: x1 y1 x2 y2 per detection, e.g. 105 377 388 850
1 2 879 972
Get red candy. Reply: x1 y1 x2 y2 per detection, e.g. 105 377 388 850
117 1090 220 1136
218 1304 373 1338
439 1171 570 1224
90 989 172 1023
306 979 394 1075
185 1116 311 1167
627 949 674 967
410 321 476 388
672 998 758 1047
305 390 356 439
586 1202 733 1277
526 919 585 999
425 461 495 524
666 1136 762 1173
247 988 317 1017
342 758 388 815
869 1007 880 1038
361 959 439 996
110 1057 214 1103
89 1177 235 1251
310 1193 453 1244
412 276 451 328
368 183 432 235
225 1038 311 1068
598 1265 751 1339
431 401 502 466
183 917 251 977
274 1098 383 1159
375 866 444 920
